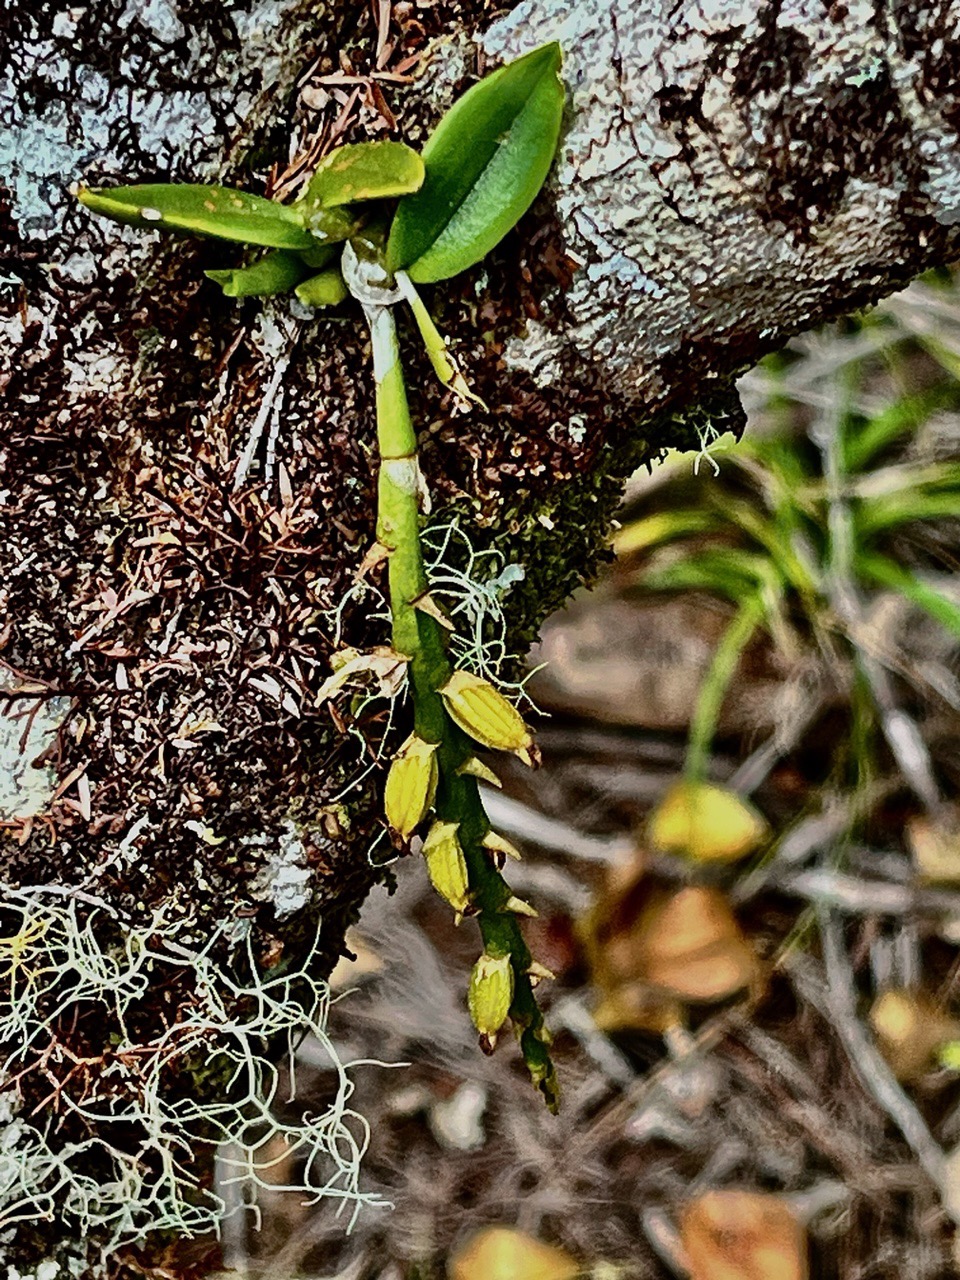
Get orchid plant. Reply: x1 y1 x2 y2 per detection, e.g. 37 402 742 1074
78 43 565 1108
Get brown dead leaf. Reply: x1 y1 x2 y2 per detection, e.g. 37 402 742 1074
639 887 758 1002
581 872 759 1031
448 1227 579 1280
355 540 391 582
316 646 409 704
680 1190 807 1280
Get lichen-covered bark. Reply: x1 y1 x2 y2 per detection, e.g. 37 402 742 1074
480 0 960 410
2 0 960 1270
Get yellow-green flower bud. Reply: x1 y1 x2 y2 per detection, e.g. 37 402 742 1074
422 819 471 913
384 734 439 838
439 670 535 764
468 952 514 1049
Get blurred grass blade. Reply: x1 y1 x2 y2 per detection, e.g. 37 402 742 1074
711 495 819 596
687 594 766 782
299 141 424 210
855 487 960 537
644 547 778 602
78 183 317 248
845 385 955 472
848 461 960 500
613 510 716 558
205 249 311 298
386 43 564 282
859 552 960 640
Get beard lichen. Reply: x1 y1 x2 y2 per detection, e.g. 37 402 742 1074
0 884 384 1271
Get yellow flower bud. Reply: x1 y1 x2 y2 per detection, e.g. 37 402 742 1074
384 735 439 838
468 952 514 1049
422 819 471 913
439 670 535 764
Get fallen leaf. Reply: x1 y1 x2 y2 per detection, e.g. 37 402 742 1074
907 813 960 884
448 1227 579 1280
638 887 758 1002
680 1190 807 1280
868 988 960 1081
316 646 409 704
649 780 768 864
580 872 758 1030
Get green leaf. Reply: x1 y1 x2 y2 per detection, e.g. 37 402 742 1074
854 488 960 538
295 267 349 308
386 42 564 283
844 386 953 473
298 243 338 270
78 183 318 249
612 510 717 558
687 595 766 782
298 141 424 211
205 250 312 298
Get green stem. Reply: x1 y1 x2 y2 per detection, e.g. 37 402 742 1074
365 302 558 1110
394 271 487 408
686 594 765 783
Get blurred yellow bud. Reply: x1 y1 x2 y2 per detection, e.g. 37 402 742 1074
448 1226 579 1280
649 780 768 864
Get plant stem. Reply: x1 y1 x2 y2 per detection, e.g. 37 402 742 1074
365 302 558 1109
686 593 765 783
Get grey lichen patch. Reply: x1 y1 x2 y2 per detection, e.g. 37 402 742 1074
0 680 71 822
477 0 960 409
248 819 315 919
0 0 318 238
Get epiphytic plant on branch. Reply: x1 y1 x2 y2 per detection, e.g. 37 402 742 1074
78 43 565 1108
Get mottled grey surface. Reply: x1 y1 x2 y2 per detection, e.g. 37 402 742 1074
0 680 71 820
0 0 303 237
480 0 960 406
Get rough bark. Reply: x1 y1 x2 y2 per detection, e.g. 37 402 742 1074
2 0 960 1271
483 0 960 408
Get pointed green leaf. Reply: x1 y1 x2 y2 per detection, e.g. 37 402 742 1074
205 250 313 298
386 42 564 283
299 141 424 211
78 183 318 249
295 267 349 308
687 595 766 782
